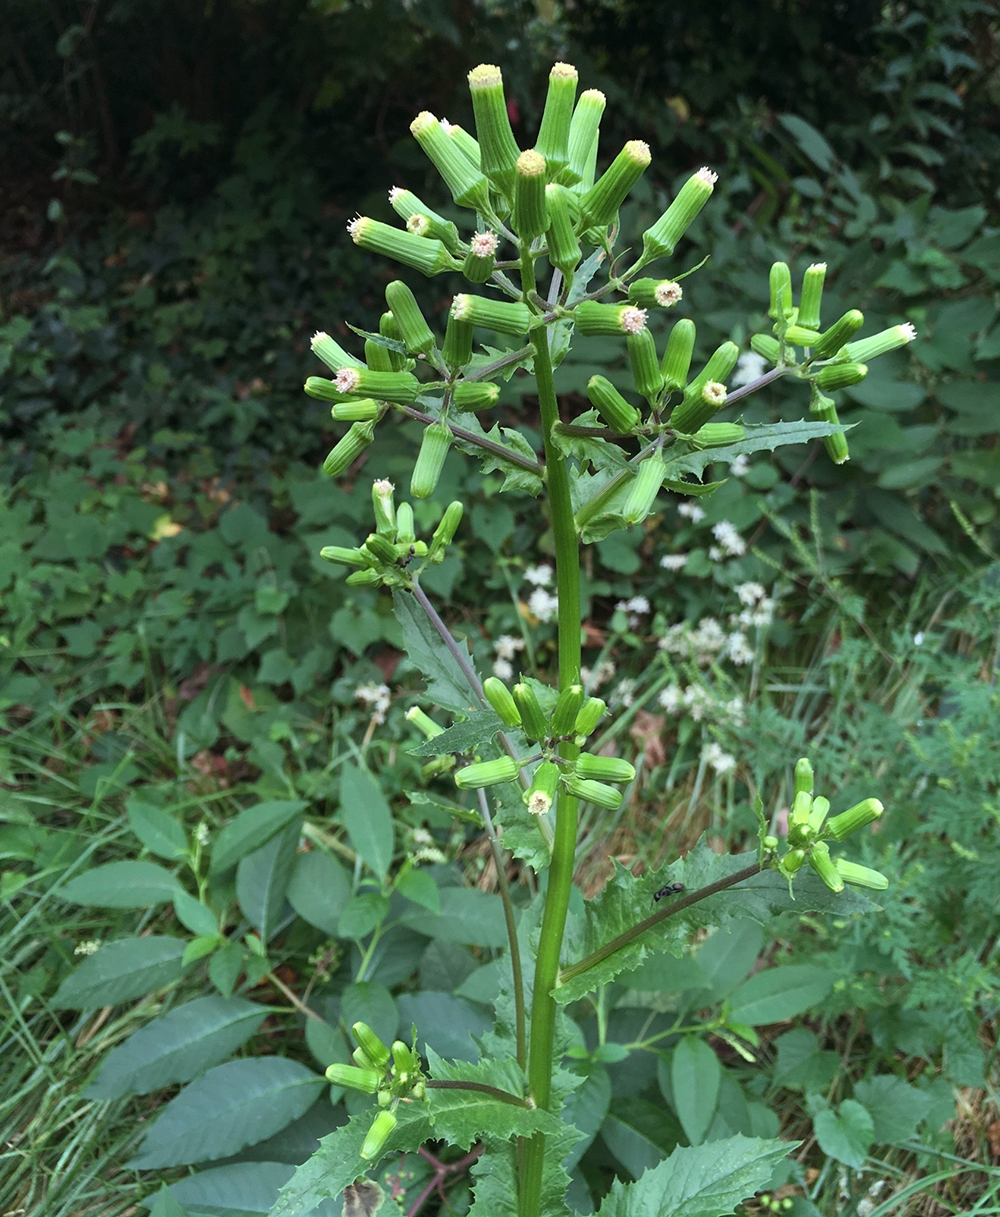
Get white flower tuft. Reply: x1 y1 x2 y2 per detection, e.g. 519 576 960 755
899 322 917 342
696 166 718 185
347 215 367 241
703 741 736 773
528 587 559 623
654 281 683 307
524 564 553 587
620 306 648 335
731 350 768 388
660 553 688 570
335 367 360 393
470 230 499 257
355 682 392 724
677 501 705 523
712 520 746 557
702 380 727 406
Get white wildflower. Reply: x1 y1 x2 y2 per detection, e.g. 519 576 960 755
527 587 559 623
708 545 723 561
74 940 101 956
657 622 689 654
660 553 688 571
692 616 726 660
914 631 924 646
735 581 766 606
615 678 637 707
730 350 768 388
683 684 713 721
493 658 514 681
524 564 553 586
721 696 746 725
711 520 746 556
582 659 616 690
729 454 750 477
703 741 737 773
678 501 705 523
494 634 524 661
355 682 392 724
726 631 755 665
625 595 650 614
194 822 210 848
658 683 683 713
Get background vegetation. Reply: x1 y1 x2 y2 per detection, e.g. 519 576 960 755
1 1 998 1214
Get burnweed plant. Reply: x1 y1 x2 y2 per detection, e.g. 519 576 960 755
276 63 915 1216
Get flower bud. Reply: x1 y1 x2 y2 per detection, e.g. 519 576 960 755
783 326 823 347
410 111 491 210
688 341 743 391
379 311 408 371
364 338 396 374
574 696 607 741
454 756 521 789
834 859 889 891
814 362 868 391
335 366 420 404
587 375 641 433
348 215 457 277
429 500 464 555
807 840 845 893
304 376 348 403
395 501 416 545
463 230 499 283
453 381 500 411
628 329 664 403
842 323 917 364
512 682 549 741
562 88 606 191
388 186 460 252
468 64 521 195
797 263 827 331
406 706 444 739
552 684 585 736
562 774 623 810
364 532 399 566
325 1063 382 1094
622 452 666 525
825 797 884 841
311 331 364 373
808 795 830 834
352 1045 378 1070
692 422 744 447
452 294 532 336
579 139 652 229
787 820 813 849
442 314 473 369
794 758 814 796
661 318 696 390
629 278 683 309
371 478 396 536
763 835 779 850
410 422 452 499
545 184 581 274
483 676 522 727
421 754 455 779
768 262 794 322
513 150 549 241
574 753 635 783
536 62 578 175
809 390 850 465
323 420 376 477
780 847 806 877
574 301 648 337
641 167 717 262
320 546 368 568
524 760 560 815
407 211 458 248
669 339 737 430
442 118 481 167
812 308 864 359
384 281 436 354
353 1022 391 1070
331 399 381 422
790 789 813 827
346 567 383 587
391 1040 418 1075
360 1109 398 1160
750 333 783 363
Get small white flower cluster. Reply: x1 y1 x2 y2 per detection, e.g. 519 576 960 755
709 520 746 561
660 553 688 571
527 587 559 624
730 350 768 388
74 940 101 956
677 501 705 523
492 633 525 681
194 822 210 848
729 454 750 477
702 740 737 774
725 631 755 666
658 682 745 726
355 682 392 724
524 564 553 586
730 581 775 631
659 616 726 665
613 677 637 707
581 658 616 691
614 595 651 628
409 826 448 866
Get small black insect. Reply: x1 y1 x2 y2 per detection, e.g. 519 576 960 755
398 545 418 568
653 881 685 902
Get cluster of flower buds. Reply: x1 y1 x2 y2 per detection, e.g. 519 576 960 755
320 479 463 588
758 1195 794 1213
748 262 917 465
325 1023 426 1160
765 758 888 893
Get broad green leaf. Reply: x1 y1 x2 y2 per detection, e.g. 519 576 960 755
338 764 393 882
452 416 544 497
209 939 246 999
594 1134 792 1217
396 867 440 914
425 1049 561 1146
398 993 491 1062
338 892 390 940
210 800 307 875
129 1058 324 1169
813 1099 874 1168
148 1185 189 1217
403 886 509 947
778 113 837 171
662 420 850 481
728 965 835 1026
57 861 182 908
671 1037 721 1145
236 818 301 941
852 1076 931 1145
393 590 476 713
169 1161 340 1216
407 709 505 757
287 850 352 935
271 1103 432 1215
87 995 266 1100
601 1098 685 1180
53 937 186 1009
469 1119 578 1217
695 920 763 997
561 1064 612 1172
772 1028 840 1092
174 890 219 937
127 798 188 859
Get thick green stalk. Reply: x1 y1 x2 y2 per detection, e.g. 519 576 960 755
519 250 582 1217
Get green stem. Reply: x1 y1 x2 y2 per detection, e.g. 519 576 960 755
425 1079 532 1107
393 403 543 477
519 248 583 1217
558 863 761 988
